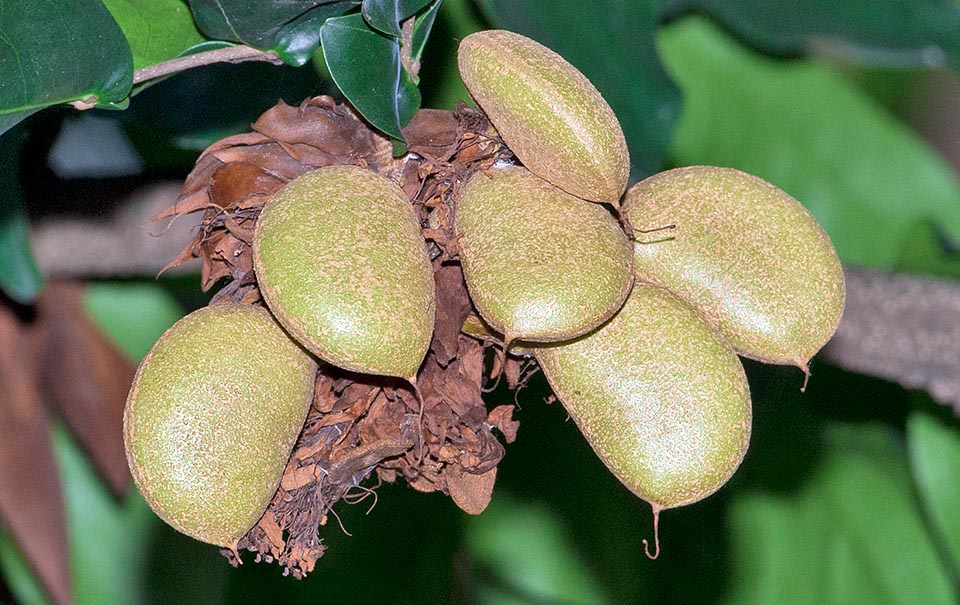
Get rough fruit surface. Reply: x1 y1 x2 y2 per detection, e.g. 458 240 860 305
458 29 629 203
123 304 317 547
253 165 436 380
623 165 845 368
456 166 634 343
534 283 751 509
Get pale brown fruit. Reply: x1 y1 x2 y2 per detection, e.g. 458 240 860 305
123 304 317 548
455 166 634 345
253 165 436 382
458 29 629 204
534 283 751 513
623 166 845 371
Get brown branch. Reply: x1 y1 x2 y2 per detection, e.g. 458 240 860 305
132 45 283 86
29 189 960 415
400 16 419 79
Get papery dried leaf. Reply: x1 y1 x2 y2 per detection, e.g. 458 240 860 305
431 264 473 366
209 162 284 209
487 405 519 443
403 109 460 160
447 465 497 515
0 300 70 605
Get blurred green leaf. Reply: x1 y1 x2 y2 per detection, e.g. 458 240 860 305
908 407 960 573
894 222 960 278
477 0 680 178
321 12 420 141
659 17 960 268
670 0 960 70
101 0 207 71
362 0 432 37
464 494 608 605
0 0 133 136
52 424 156 605
726 424 955 604
0 127 43 303
83 282 183 362
0 523 50 605
0 203 44 304
186 0 358 65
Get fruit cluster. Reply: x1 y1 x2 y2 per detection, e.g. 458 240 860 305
124 29 844 564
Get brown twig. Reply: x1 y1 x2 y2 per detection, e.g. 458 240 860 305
132 45 283 86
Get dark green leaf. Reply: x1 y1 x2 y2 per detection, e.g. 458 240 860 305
669 0 960 71
362 0 432 37
658 17 960 268
0 128 43 303
477 0 680 178
908 407 960 573
101 0 207 71
321 13 420 140
727 424 955 604
187 0 359 65
410 0 442 65
0 0 133 136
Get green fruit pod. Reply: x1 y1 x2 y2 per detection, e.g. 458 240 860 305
534 282 751 516
456 166 634 344
623 166 845 371
458 29 629 204
123 304 317 548
253 165 436 381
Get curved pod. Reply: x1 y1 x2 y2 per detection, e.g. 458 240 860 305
456 167 634 344
623 166 845 369
253 165 436 381
535 283 751 510
458 29 629 203
124 304 317 547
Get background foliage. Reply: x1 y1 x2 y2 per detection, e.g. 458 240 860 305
3 0 960 602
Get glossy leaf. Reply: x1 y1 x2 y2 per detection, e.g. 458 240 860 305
477 0 680 177
670 0 960 71
187 0 358 65
101 0 207 71
362 0 432 37
727 424 955 604
0 0 133 136
659 17 960 268
464 494 607 604
321 12 420 141
908 407 960 573
0 128 43 303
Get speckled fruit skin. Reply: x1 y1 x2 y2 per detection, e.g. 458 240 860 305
534 283 751 510
456 166 634 343
623 166 845 370
123 304 317 548
458 30 629 204
253 165 436 381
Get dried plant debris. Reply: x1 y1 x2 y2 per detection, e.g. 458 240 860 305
155 97 519 576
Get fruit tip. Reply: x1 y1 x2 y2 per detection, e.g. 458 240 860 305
643 504 662 560
797 361 811 393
